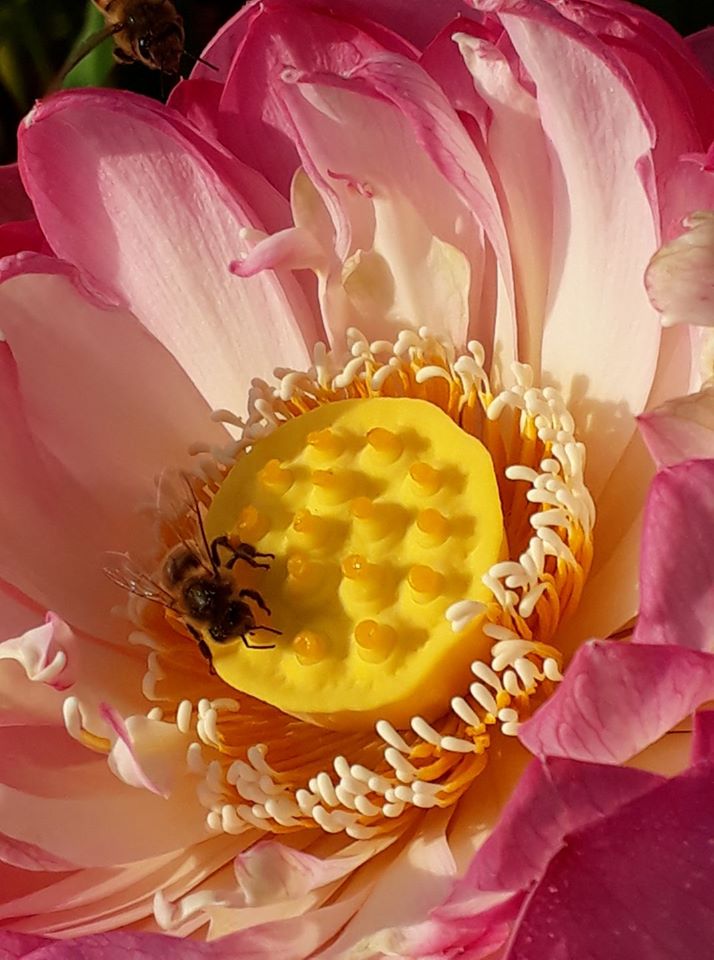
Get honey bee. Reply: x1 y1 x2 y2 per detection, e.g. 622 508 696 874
53 0 197 90
105 472 280 666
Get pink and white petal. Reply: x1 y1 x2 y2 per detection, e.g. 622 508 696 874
0 761 206 869
215 4 415 198
217 5 503 347
497 2 660 496
327 811 457 954
1 269 228 508
506 764 714 960
0 164 33 224
0 343 124 640
0 834 77 873
519 640 714 764
552 0 704 193
452 29 552 372
0 269 227 639
646 211 714 328
639 383 714 466
279 63 502 348
635 458 714 651
688 28 714 82
323 54 515 350
19 90 317 415
342 890 519 960
208 893 368 958
566 0 714 144
3 836 237 938
661 144 714 243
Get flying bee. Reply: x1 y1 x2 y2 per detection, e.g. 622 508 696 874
52 0 215 91
105 471 280 667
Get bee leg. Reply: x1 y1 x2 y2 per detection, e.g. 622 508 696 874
234 542 274 563
198 639 217 674
187 623 217 674
238 589 271 615
241 629 277 650
209 535 232 568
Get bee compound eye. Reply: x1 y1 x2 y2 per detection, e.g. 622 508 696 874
137 36 151 57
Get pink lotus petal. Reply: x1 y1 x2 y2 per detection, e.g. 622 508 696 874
0 164 32 224
0 834 77 873
216 4 501 347
691 709 714 766
639 384 714 466
646 211 714 328
445 757 662 901
0 613 75 691
518 640 714 763
560 0 714 145
0 269 226 639
0 221 48 260
19 90 318 415
0 929 237 958
496 2 661 496
551 0 706 209
451 27 552 372
636 458 714 651
328 812 457 953
660 144 714 244
167 78 223 142
307 53 512 349
0 755 207 869
0 834 236 936
207 892 368 960
505 762 714 960
687 27 714 82
0 930 51 957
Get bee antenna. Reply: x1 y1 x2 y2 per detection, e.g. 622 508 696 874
183 49 219 72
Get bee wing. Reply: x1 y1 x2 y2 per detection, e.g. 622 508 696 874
104 551 177 608
155 469 215 574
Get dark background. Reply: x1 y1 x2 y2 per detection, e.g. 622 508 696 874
0 0 710 164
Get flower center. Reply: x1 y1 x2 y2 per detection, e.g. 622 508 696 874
204 396 505 729
66 327 594 843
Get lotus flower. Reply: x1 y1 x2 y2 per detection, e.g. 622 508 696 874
0 0 713 955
